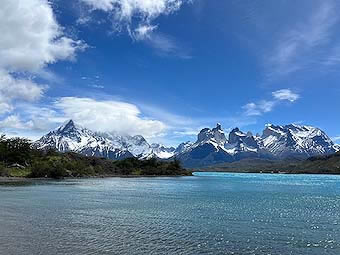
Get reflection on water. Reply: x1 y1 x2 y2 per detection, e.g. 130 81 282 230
1 173 340 255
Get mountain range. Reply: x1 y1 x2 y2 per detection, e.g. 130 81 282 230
35 120 339 167
34 120 175 160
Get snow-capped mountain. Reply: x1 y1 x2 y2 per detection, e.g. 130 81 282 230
175 141 194 154
261 124 336 158
35 120 338 167
225 128 260 155
150 144 176 159
35 120 174 160
175 123 338 167
174 124 234 167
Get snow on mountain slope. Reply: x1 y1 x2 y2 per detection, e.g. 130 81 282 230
35 120 338 166
35 120 174 160
176 123 337 167
175 141 194 154
150 144 176 159
174 124 235 167
225 128 260 155
36 120 105 152
261 124 336 158
196 123 227 146
35 120 134 160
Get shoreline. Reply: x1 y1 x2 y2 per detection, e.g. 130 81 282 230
2 171 340 183
0 174 191 183
194 170 340 175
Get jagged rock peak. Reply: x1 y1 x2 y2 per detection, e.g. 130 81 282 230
197 123 227 145
228 127 258 148
215 123 222 130
57 119 76 132
231 127 240 133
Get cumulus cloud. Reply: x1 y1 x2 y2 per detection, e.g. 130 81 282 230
0 70 45 116
54 97 167 138
243 89 300 116
0 71 45 102
1 97 168 139
0 0 85 72
80 0 189 38
0 0 85 121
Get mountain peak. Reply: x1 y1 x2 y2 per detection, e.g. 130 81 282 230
230 127 240 133
196 124 227 145
57 119 77 133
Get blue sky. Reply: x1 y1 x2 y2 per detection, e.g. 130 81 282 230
0 0 339 146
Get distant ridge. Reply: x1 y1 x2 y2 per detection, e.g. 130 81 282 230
35 120 338 167
174 123 337 167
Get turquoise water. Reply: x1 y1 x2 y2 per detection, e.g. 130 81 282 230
1 173 340 255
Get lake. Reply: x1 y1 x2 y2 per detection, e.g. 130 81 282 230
1 173 340 255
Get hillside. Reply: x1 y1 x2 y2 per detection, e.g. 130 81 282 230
0 136 191 178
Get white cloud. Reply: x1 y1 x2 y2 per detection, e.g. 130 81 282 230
243 103 261 116
0 0 85 118
0 70 45 115
173 128 201 136
272 89 300 102
0 70 45 102
243 89 300 116
81 0 184 17
266 1 339 79
133 24 158 40
80 0 191 58
81 0 116 11
0 98 169 139
0 0 85 72
80 0 189 38
258 100 276 113
0 102 13 115
0 115 33 130
53 97 167 138
243 101 276 116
